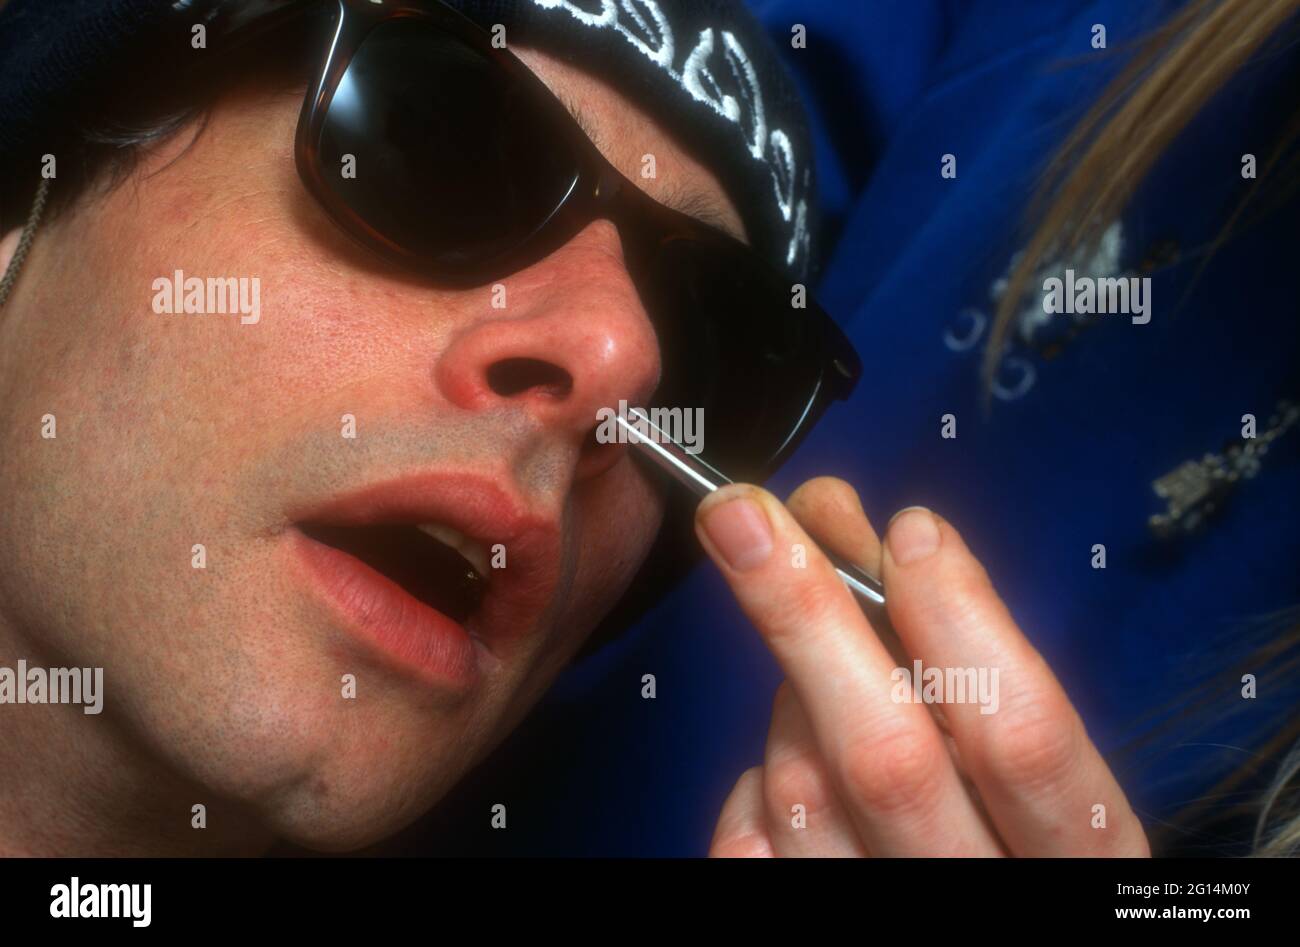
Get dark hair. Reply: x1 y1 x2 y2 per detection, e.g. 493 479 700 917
0 19 316 233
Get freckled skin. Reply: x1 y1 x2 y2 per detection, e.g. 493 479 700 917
0 48 747 855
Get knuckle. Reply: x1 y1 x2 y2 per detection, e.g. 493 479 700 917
794 574 843 617
765 755 834 825
952 556 995 600
766 571 844 634
838 726 948 817
904 560 994 632
936 562 996 616
980 689 1082 795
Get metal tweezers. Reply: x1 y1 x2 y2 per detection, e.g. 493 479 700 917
616 408 887 608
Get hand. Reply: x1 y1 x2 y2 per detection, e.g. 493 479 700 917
695 477 1150 857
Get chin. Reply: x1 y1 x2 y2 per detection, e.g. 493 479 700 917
223 721 468 854
267 783 436 854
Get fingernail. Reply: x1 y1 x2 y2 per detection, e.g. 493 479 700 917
887 507 940 565
701 497 773 571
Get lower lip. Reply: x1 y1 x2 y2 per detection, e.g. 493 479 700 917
292 528 481 688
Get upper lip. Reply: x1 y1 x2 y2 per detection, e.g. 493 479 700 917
289 470 564 652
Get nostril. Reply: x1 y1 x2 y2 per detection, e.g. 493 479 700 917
486 358 574 398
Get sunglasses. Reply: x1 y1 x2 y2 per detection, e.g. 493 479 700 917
214 0 861 482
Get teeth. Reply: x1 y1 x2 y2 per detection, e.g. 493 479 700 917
416 523 491 577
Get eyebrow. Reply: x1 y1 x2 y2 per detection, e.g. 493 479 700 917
558 93 747 243
657 182 745 241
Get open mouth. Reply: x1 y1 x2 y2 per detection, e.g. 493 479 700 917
299 522 489 624
289 473 563 687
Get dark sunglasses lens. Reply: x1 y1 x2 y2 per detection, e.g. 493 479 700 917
315 21 579 268
647 239 828 479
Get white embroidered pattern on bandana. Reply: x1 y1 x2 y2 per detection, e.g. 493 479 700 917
530 0 812 273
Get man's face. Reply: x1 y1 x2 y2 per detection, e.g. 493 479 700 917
0 45 746 852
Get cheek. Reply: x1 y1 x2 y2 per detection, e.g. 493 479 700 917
16 162 443 452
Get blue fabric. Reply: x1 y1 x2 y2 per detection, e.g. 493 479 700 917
411 0 1300 855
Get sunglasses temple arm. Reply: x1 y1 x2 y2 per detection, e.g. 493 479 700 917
615 409 887 609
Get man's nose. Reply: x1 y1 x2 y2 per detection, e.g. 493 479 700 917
435 219 661 475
